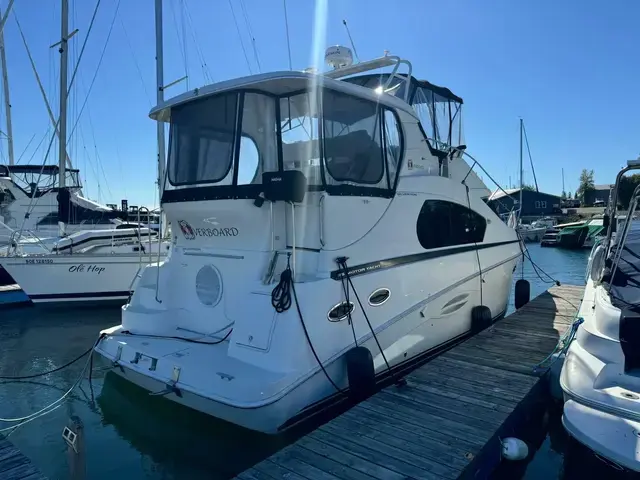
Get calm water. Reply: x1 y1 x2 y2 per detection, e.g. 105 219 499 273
0 244 597 479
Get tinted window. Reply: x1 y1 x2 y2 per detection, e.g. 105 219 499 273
416 200 486 249
168 93 238 186
322 90 385 186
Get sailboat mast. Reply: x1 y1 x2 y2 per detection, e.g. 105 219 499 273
58 0 69 235
58 0 69 189
0 7 14 166
154 0 166 202
519 118 523 217
562 168 565 195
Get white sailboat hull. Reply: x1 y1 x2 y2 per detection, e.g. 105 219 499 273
0 253 164 303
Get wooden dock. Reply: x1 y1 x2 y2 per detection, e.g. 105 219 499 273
0 434 48 479
236 284 585 480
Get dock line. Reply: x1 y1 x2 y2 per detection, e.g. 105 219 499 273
0 334 104 433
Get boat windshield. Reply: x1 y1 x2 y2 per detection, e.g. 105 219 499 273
0 164 81 196
343 74 464 153
166 88 403 199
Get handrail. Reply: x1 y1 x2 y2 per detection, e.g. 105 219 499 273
137 206 152 265
605 164 640 247
609 190 640 287
319 193 325 247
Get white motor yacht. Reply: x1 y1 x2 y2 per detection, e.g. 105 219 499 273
560 160 640 473
95 47 521 434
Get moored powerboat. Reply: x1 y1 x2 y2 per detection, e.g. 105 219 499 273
95 45 521 434
560 160 640 472
518 217 556 242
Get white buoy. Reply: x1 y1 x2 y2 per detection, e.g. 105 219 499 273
501 437 529 461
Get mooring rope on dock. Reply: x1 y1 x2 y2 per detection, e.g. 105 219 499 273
531 316 584 376
514 231 586 375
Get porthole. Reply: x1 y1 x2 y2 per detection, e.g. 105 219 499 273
327 302 355 322
195 265 223 307
368 288 391 306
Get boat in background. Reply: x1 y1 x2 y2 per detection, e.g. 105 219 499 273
518 216 556 242
540 217 604 249
0 227 170 303
560 159 640 474
0 0 169 304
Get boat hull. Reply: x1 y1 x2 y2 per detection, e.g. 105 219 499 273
560 276 640 472
0 254 161 303
94 247 518 434
95 306 508 434
563 399 640 473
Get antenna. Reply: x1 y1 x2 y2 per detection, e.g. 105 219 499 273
342 19 360 62
283 0 292 69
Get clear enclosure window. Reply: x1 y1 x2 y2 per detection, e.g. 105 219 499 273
237 93 278 185
322 90 385 186
167 88 402 192
168 93 238 186
416 199 486 249
280 94 322 185
412 87 463 151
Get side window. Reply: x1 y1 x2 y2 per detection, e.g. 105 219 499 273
322 90 385 186
416 200 487 249
280 94 322 185
168 92 238 186
237 93 277 185
383 110 402 188
535 201 540 208
541 201 547 208
237 137 259 185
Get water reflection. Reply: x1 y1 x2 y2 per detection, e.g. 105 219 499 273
97 372 291 479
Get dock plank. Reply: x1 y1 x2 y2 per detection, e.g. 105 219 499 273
235 284 584 479
0 434 47 479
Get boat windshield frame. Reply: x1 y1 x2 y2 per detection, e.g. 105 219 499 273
0 164 82 198
163 86 405 203
342 73 464 156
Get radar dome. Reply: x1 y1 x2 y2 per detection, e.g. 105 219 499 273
325 46 353 69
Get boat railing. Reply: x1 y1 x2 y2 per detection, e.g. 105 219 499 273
605 160 640 247
609 182 640 284
324 54 414 104
136 207 153 268
5 226 53 256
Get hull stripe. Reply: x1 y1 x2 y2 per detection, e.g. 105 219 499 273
30 290 131 300
330 239 521 280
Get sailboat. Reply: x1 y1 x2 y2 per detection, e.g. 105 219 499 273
94 1 521 434
0 6 142 247
0 0 169 303
512 119 555 243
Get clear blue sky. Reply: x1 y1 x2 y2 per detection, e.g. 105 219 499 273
3 0 639 206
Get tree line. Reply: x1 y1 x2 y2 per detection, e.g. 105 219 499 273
562 168 640 209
